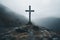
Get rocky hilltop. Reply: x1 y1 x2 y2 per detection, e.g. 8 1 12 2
0 24 59 40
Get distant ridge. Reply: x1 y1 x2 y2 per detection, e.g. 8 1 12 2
34 17 60 32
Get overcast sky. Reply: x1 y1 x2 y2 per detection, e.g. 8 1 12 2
0 0 60 21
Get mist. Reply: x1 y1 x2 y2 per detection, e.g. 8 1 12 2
1 0 60 21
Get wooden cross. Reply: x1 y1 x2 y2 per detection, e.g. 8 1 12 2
25 5 34 24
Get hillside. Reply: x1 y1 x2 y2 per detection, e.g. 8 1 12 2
0 4 28 33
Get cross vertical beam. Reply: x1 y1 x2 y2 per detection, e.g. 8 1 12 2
29 6 31 23
25 5 34 24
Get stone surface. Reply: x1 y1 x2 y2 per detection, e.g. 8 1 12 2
0 24 59 40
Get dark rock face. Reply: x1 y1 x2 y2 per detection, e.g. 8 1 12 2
15 28 28 33
32 26 40 31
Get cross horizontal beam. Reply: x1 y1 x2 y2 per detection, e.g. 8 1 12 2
25 10 34 12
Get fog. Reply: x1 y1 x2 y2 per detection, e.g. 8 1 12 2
1 0 60 21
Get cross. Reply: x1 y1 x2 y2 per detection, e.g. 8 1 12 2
25 5 34 24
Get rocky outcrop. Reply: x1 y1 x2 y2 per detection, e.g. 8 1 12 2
1 24 58 40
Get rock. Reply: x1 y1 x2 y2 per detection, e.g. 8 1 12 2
1 24 58 40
